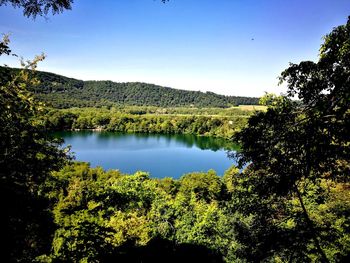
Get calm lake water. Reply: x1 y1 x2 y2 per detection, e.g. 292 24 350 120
55 131 239 179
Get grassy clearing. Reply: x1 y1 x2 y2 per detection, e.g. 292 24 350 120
237 105 267 111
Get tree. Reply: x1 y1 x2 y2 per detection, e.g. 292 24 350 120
0 34 11 55
45 163 230 262
0 36 70 263
258 92 283 106
0 1 73 260
0 0 73 18
0 0 172 19
232 17 350 262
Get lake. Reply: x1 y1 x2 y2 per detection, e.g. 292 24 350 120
55 131 239 179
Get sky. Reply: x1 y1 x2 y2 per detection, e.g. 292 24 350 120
0 0 350 97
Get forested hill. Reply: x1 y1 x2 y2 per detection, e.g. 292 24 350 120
0 66 259 108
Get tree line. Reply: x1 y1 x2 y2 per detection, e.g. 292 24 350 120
42 107 249 140
0 66 260 108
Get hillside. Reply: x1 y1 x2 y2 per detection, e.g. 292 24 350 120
0 67 259 108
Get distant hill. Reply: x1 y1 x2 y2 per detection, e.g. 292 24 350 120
0 67 259 108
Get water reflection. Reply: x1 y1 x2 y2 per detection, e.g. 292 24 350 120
53 131 238 178
55 131 239 151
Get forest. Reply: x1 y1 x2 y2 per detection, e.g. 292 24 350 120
1 1 349 263
0 66 259 108
41 107 252 140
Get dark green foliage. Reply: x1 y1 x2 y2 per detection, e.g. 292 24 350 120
103 239 224 263
0 0 73 18
0 63 69 261
179 170 223 202
231 17 350 262
41 162 238 262
38 160 350 263
41 107 248 140
0 67 259 108
0 34 11 55
0 3 72 260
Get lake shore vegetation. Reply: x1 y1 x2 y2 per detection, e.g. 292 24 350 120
0 2 349 262
41 106 254 140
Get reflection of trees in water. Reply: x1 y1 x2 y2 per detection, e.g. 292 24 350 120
54 131 239 152
169 133 239 151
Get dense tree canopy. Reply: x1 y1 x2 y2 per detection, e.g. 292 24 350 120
41 107 249 141
0 67 260 108
42 163 235 262
0 0 73 260
232 17 350 262
0 37 69 262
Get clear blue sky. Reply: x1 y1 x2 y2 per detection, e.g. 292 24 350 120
1 0 349 96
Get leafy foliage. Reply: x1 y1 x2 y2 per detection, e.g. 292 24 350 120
0 67 260 108
0 39 69 261
232 17 350 262
0 0 73 18
42 107 249 141
34 160 349 263
0 34 11 55
41 162 237 262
